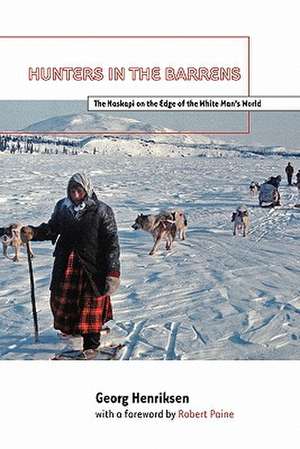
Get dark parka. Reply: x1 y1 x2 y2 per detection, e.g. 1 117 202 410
285 163 294 176
31 174 120 296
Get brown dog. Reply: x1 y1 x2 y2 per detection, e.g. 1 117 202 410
132 210 187 255
169 209 188 240
1 223 34 262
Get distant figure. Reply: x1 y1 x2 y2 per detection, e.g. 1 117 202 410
285 162 294 185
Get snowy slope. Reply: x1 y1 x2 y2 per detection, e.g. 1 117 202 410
21 112 213 147
22 111 300 156
18 111 300 157
1 142 300 360
22 112 167 133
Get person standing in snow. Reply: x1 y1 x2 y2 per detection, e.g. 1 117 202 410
21 172 120 359
285 162 294 186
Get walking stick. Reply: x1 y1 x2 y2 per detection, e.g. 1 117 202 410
26 242 39 342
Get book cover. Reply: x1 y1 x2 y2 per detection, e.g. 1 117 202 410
0 2 299 448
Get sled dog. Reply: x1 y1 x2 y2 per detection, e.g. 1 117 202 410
1 223 34 262
249 181 260 196
167 209 188 240
132 209 187 255
231 206 249 237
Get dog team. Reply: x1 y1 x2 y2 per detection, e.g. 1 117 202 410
233 162 300 238
1 162 300 259
233 173 283 237
232 175 279 238
131 209 187 255
0 209 188 260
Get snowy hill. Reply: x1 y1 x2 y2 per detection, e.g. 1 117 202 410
18 112 300 158
22 112 169 133
21 112 214 147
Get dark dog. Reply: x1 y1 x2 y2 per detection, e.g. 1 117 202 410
249 181 260 196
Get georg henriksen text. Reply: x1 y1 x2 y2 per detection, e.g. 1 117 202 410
96 391 189 407
28 66 241 82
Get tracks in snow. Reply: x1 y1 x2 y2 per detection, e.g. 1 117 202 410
248 187 298 242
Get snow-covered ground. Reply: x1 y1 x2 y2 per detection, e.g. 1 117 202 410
0 108 300 360
1 137 300 360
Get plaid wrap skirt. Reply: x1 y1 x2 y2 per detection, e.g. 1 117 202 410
50 251 112 335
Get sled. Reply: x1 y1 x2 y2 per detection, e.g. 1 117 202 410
51 343 125 360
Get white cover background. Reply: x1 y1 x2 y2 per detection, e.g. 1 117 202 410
0 37 248 98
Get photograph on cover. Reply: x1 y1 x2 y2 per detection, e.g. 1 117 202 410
1 102 300 360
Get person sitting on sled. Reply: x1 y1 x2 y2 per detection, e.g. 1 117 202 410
21 172 120 359
267 175 281 190
259 177 281 207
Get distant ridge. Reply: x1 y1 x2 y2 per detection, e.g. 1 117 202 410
22 112 170 133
